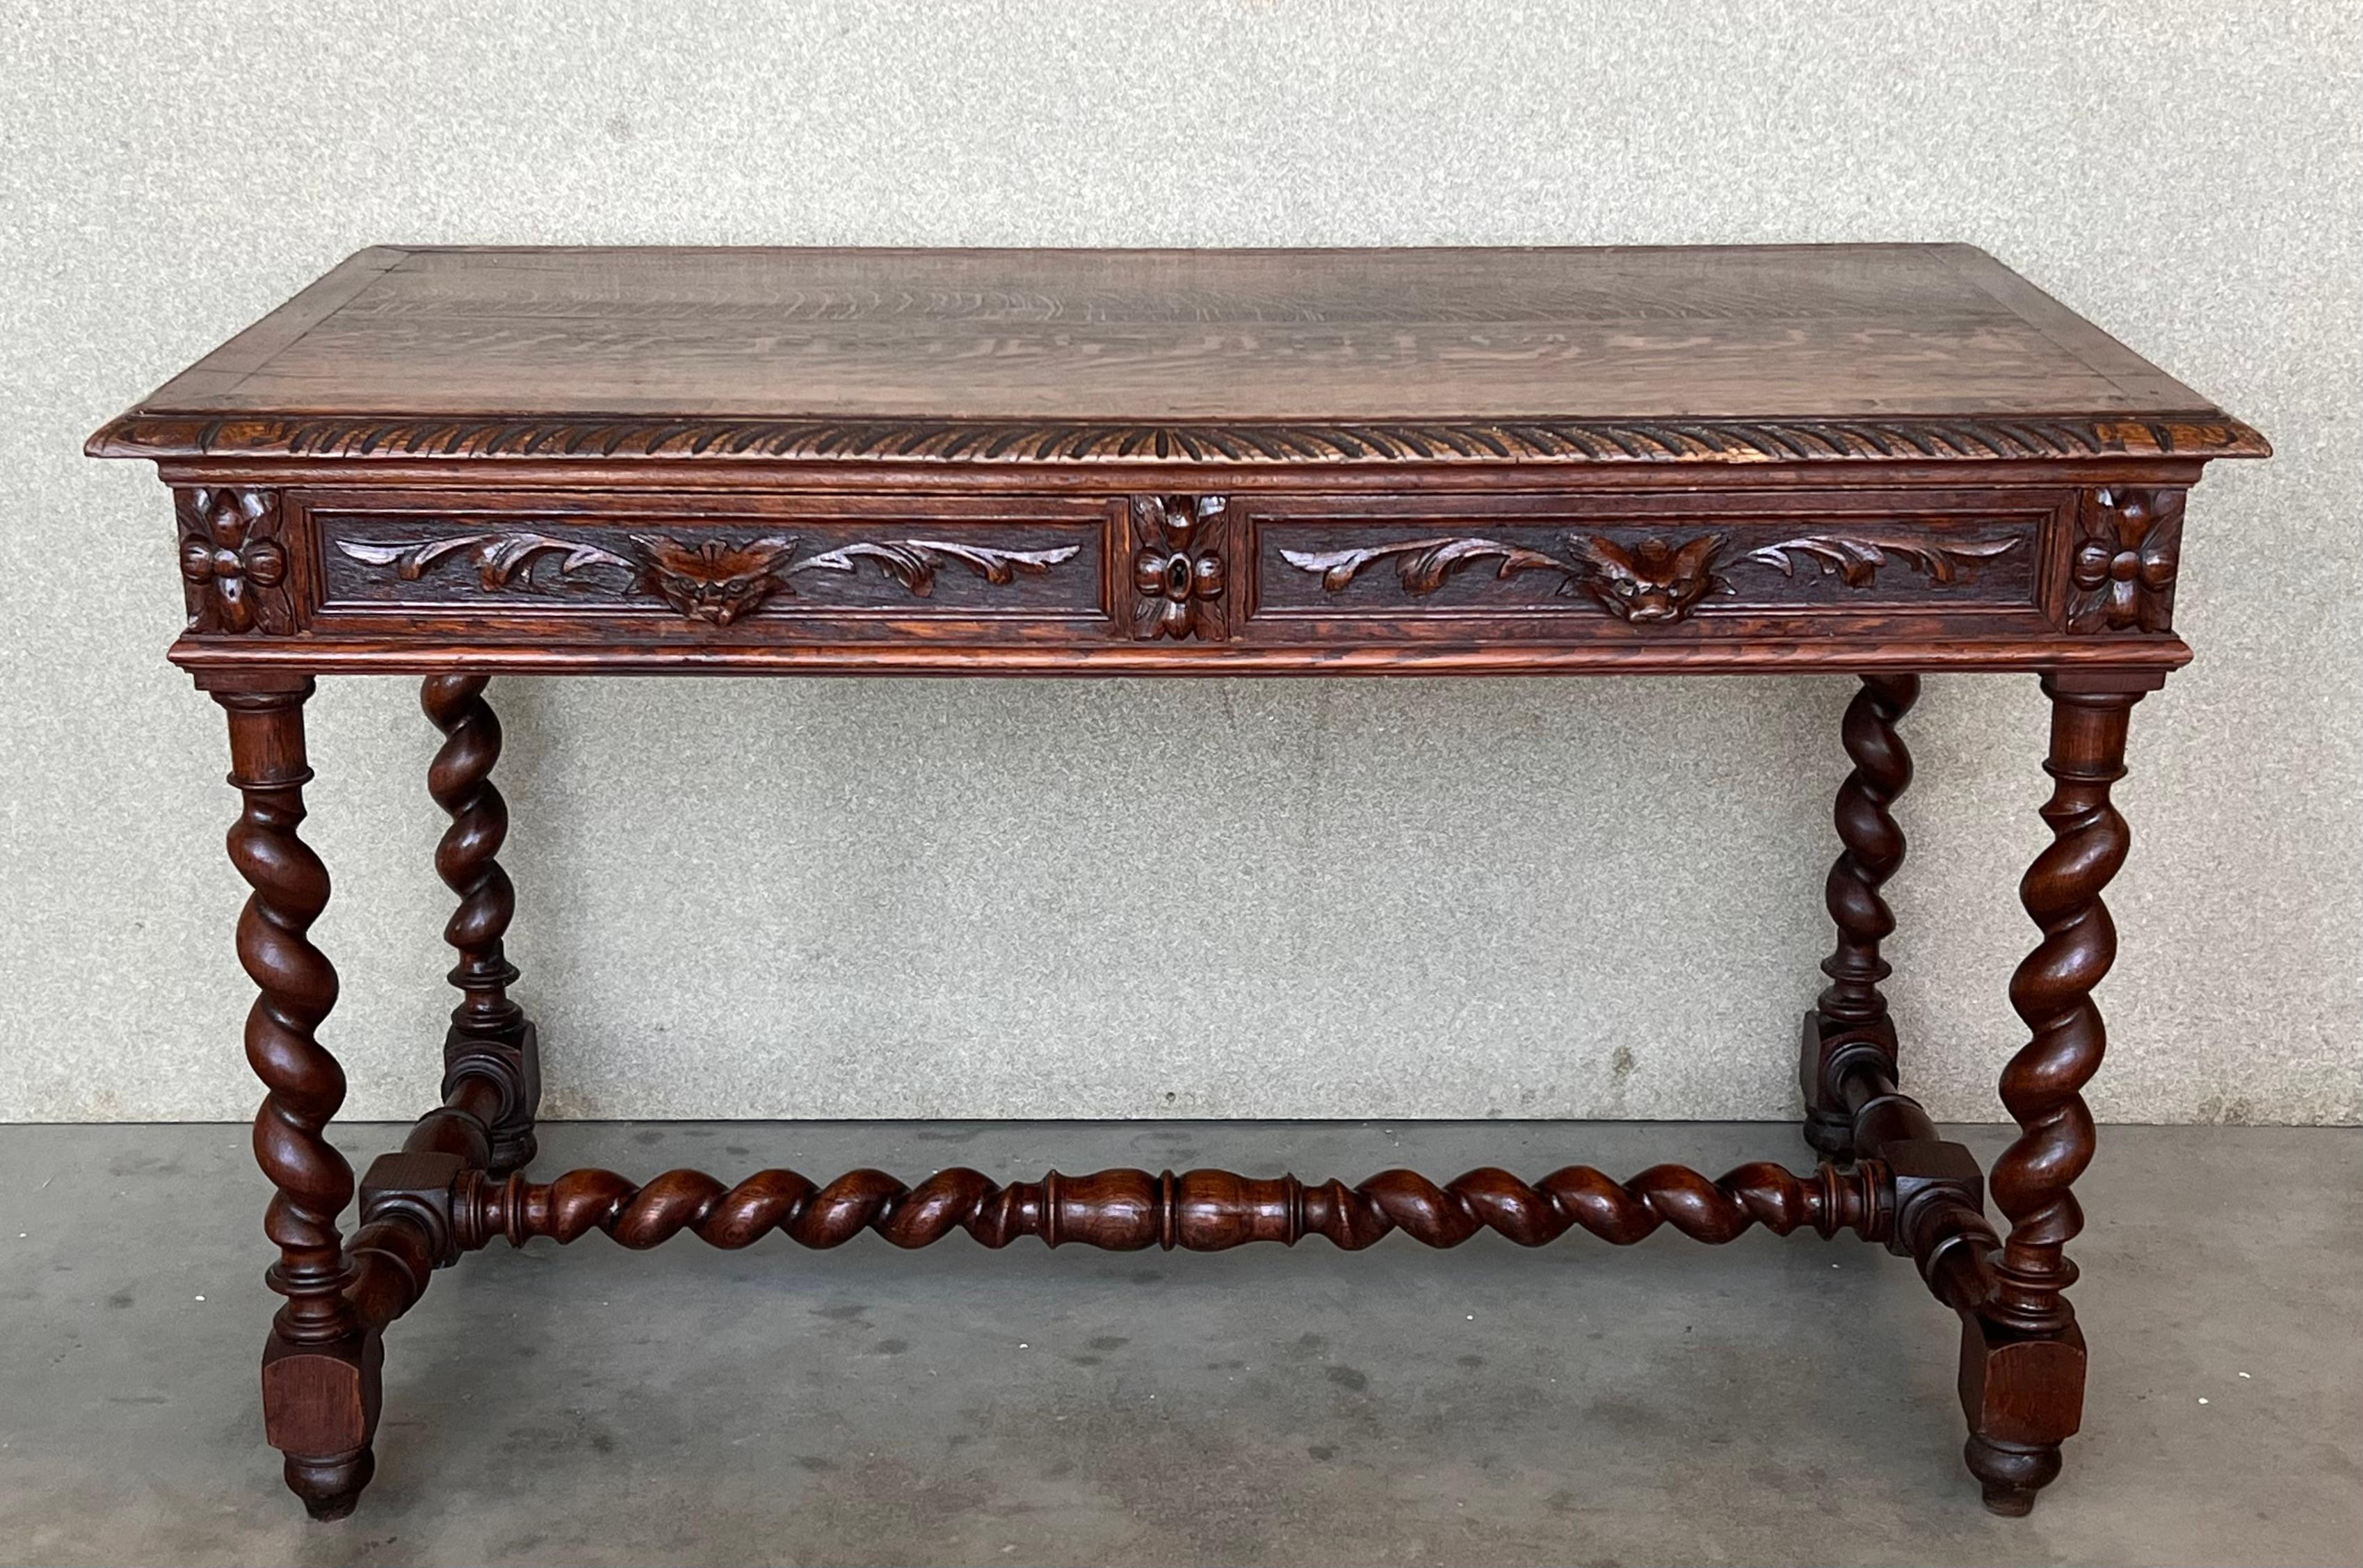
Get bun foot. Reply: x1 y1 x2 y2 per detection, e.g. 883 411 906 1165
1979 1484 2035 1518
286 1447 374 1521
1965 1434 2059 1517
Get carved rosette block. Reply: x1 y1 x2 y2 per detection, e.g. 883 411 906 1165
2067 488 2183 633
1127 495 1231 640
178 487 292 634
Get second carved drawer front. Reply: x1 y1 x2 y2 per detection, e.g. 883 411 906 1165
1237 490 2065 639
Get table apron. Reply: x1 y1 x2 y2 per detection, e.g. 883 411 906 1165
164 480 2195 677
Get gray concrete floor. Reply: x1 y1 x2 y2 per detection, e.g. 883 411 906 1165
0 1121 2355 1567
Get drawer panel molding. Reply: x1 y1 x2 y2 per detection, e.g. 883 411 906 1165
332 526 1080 627
1277 525 2026 627
312 498 1098 631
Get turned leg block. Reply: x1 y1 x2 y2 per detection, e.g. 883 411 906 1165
1798 1010 1897 1162
261 1329 384 1521
444 1019 540 1176
1958 1316 2086 1515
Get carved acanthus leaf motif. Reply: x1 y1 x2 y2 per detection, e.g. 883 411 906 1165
1279 533 1732 623
791 538 1080 597
334 529 1080 627
337 532 636 588
1742 534 2024 585
1279 537 1570 595
1282 526 2023 627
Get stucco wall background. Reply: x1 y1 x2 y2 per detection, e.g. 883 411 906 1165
3 0 2356 1126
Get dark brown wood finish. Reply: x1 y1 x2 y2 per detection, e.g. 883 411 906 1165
422 675 540 1174
89 245 2262 1521
1803 672 1920 1159
207 674 378 1519
453 1158 1892 1252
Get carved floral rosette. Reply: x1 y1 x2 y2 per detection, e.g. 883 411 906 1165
1127 494 1232 640
2065 487 2184 633
177 487 293 635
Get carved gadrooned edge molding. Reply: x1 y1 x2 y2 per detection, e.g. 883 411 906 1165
334 529 1080 627
1282 530 2024 627
93 412 2271 464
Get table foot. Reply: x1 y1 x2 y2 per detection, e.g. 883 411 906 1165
260 1327 382 1521
1966 1434 2065 1517
284 1448 374 1522
287 1453 372 1520
1968 1449 2047 1518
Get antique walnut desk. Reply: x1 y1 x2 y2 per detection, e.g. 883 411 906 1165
88 245 2266 1521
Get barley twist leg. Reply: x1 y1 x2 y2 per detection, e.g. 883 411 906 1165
1960 676 2145 1515
424 674 539 1174
1803 674 1919 1158
213 678 378 1521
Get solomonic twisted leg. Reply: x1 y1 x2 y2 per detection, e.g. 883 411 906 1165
423 674 539 1174
1803 672 1918 1158
1959 674 2148 1515
209 675 378 1521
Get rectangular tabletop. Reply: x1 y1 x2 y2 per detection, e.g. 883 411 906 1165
89 245 2264 679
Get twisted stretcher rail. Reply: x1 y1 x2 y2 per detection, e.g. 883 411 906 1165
448 1160 1893 1254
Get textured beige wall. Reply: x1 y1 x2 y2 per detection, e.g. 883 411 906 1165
3 1 2357 1125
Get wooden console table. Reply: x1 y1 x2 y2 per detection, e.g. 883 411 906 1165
89 244 2266 1521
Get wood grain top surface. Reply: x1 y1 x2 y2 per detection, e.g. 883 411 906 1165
90 245 2266 464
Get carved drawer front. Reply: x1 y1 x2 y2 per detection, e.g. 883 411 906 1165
304 491 1110 641
1239 488 2070 641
